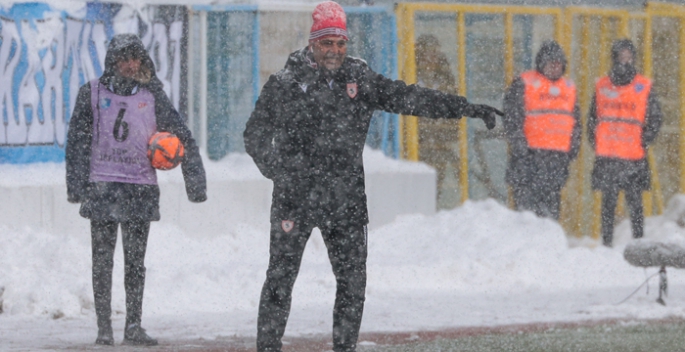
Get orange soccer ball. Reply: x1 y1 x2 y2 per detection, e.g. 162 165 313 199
147 132 184 170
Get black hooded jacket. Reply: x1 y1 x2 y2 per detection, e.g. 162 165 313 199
244 47 470 226
66 34 206 221
503 41 581 188
588 40 663 192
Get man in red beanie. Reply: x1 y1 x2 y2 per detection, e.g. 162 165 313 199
244 2 502 351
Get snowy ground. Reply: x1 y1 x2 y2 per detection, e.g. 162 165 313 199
3 176 685 351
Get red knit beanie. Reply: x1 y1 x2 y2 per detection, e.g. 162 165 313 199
309 1 348 42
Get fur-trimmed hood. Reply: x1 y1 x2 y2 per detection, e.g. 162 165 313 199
101 34 156 86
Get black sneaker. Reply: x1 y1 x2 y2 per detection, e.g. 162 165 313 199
95 325 114 346
122 324 158 346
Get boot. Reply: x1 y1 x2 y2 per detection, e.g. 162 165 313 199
122 323 158 346
95 322 114 345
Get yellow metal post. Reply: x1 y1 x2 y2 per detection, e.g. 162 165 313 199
642 16 661 216
504 12 514 208
600 17 610 75
458 12 469 203
644 2 678 214
396 5 419 161
576 15 602 240
504 13 514 84
648 150 664 214
396 5 407 159
643 12 655 216
620 13 630 37
680 17 685 195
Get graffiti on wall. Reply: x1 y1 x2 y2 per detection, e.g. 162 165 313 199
0 3 185 163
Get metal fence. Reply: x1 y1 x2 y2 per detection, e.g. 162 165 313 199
396 2 685 238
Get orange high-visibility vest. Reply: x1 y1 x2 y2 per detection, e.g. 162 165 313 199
521 71 577 152
594 74 651 160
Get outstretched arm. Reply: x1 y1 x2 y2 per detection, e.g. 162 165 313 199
363 67 501 129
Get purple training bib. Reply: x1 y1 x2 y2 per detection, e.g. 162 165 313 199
89 79 158 185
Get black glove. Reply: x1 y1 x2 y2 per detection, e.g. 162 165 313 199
67 183 91 204
463 104 503 130
188 192 207 203
185 183 207 203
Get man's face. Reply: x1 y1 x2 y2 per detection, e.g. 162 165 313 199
542 61 564 80
116 57 141 79
618 48 634 65
311 35 347 72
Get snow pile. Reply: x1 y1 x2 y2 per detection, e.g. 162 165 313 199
3 194 685 348
369 199 649 294
0 226 92 317
2 198 685 321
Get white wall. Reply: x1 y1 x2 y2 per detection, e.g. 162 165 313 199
0 162 436 238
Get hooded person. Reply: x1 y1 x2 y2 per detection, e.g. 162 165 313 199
503 40 581 220
65 33 207 346
588 39 663 246
243 2 502 351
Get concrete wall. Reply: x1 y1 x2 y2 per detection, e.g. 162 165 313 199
0 170 435 238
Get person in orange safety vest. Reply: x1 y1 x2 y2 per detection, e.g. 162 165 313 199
588 39 662 247
504 40 581 220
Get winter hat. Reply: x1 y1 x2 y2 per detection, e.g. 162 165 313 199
103 34 154 84
107 34 146 62
535 40 567 75
611 39 636 65
309 1 348 42
610 39 637 86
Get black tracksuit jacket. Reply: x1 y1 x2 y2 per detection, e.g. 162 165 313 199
244 47 470 226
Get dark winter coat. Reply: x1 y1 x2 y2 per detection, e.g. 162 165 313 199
66 34 206 222
504 41 581 189
588 85 662 192
503 76 582 188
244 47 469 226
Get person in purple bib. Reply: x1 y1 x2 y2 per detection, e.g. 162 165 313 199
66 34 207 346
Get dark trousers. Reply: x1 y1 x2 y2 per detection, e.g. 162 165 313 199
257 219 368 352
512 183 562 220
91 220 150 329
601 187 644 246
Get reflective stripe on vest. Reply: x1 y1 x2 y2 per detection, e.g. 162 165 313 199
521 71 576 152
594 74 650 160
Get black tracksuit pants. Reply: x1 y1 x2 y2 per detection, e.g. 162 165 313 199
600 186 644 246
512 182 562 220
91 220 150 329
257 218 368 352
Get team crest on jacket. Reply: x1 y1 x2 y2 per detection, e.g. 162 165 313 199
347 83 358 98
281 220 294 233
